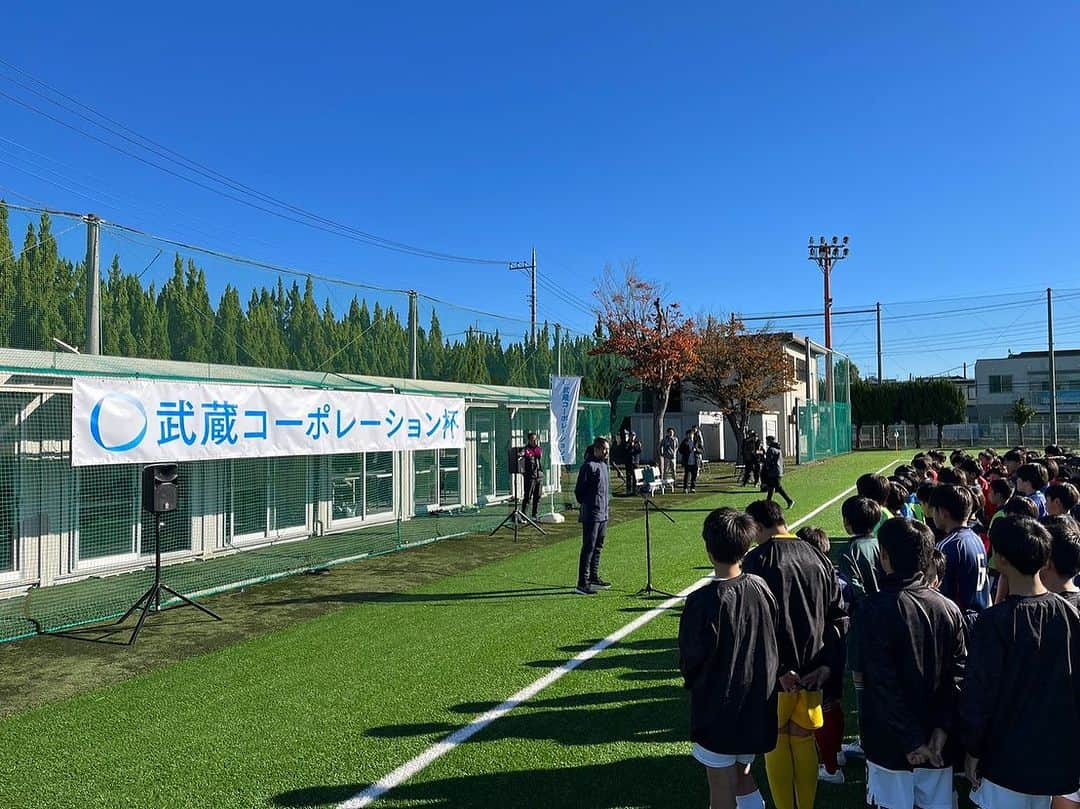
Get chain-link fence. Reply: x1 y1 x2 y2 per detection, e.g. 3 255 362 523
853 414 1080 451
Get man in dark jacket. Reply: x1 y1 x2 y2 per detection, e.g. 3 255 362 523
742 431 763 487
959 516 1080 805
574 437 611 595
762 436 794 509
861 518 967 809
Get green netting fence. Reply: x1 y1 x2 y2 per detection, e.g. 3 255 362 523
0 364 609 643
798 401 853 463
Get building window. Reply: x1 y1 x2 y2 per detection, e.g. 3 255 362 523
365 452 393 517
77 465 138 561
0 432 16 573
413 449 463 512
229 457 309 542
331 453 393 523
467 408 512 500
989 375 1013 394
439 449 461 506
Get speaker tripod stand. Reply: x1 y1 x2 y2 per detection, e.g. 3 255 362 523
116 516 222 646
490 473 547 542
635 495 676 598
490 503 546 542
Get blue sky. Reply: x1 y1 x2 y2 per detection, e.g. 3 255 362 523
3 1 1080 378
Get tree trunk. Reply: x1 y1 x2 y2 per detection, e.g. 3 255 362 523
653 385 670 465
855 424 863 450
725 412 744 464
1018 424 1025 446
937 424 944 448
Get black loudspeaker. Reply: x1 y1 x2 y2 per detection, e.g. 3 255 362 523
507 446 522 475
142 463 179 513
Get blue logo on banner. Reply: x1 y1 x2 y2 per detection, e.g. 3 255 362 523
90 393 148 452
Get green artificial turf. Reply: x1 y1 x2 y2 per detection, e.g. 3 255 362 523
0 450 901 809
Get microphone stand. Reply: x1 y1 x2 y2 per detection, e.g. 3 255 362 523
635 495 676 598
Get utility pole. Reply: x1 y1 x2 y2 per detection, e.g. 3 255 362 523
875 301 883 384
408 290 418 380
531 247 537 346
509 249 537 344
84 213 101 355
807 235 850 402
803 336 813 401
554 322 562 376
1049 287 1058 444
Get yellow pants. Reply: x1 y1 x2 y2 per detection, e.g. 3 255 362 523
767 690 824 809
776 689 824 731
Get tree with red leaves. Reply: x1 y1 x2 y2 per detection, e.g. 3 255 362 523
591 262 700 461
687 316 796 457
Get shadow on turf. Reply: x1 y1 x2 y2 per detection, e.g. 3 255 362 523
255 585 574 607
47 612 223 646
364 637 684 747
271 754 701 808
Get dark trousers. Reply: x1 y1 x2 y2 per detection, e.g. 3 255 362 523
682 464 699 492
763 475 792 506
521 475 541 517
578 519 607 586
625 463 636 494
741 460 760 485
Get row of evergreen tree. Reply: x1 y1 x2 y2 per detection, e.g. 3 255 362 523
0 206 622 401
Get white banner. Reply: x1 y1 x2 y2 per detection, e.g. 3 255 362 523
71 378 465 467
549 375 581 466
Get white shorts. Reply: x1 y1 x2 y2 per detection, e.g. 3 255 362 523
866 762 954 809
970 778 1051 809
1062 790 1080 804
692 743 755 769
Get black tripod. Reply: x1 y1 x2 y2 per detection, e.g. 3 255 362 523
116 516 222 645
490 500 546 542
635 496 676 598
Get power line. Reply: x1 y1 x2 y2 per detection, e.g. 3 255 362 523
0 63 508 265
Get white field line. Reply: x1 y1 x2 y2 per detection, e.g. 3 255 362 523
338 455 901 808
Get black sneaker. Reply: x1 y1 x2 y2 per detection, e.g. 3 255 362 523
574 584 598 595
786 500 795 510
589 577 612 589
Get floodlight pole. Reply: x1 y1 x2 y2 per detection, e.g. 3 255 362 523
807 236 850 404
1049 287 1058 444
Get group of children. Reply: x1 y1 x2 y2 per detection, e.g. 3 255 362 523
678 446 1080 809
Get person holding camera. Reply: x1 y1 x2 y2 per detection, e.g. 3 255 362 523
520 431 544 519
659 427 678 485
680 428 703 493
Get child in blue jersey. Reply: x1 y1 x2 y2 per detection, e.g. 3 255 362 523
1016 463 1049 518
927 484 991 633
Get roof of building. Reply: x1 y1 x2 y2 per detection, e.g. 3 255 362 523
0 347 607 406
976 349 1080 363
761 332 829 354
